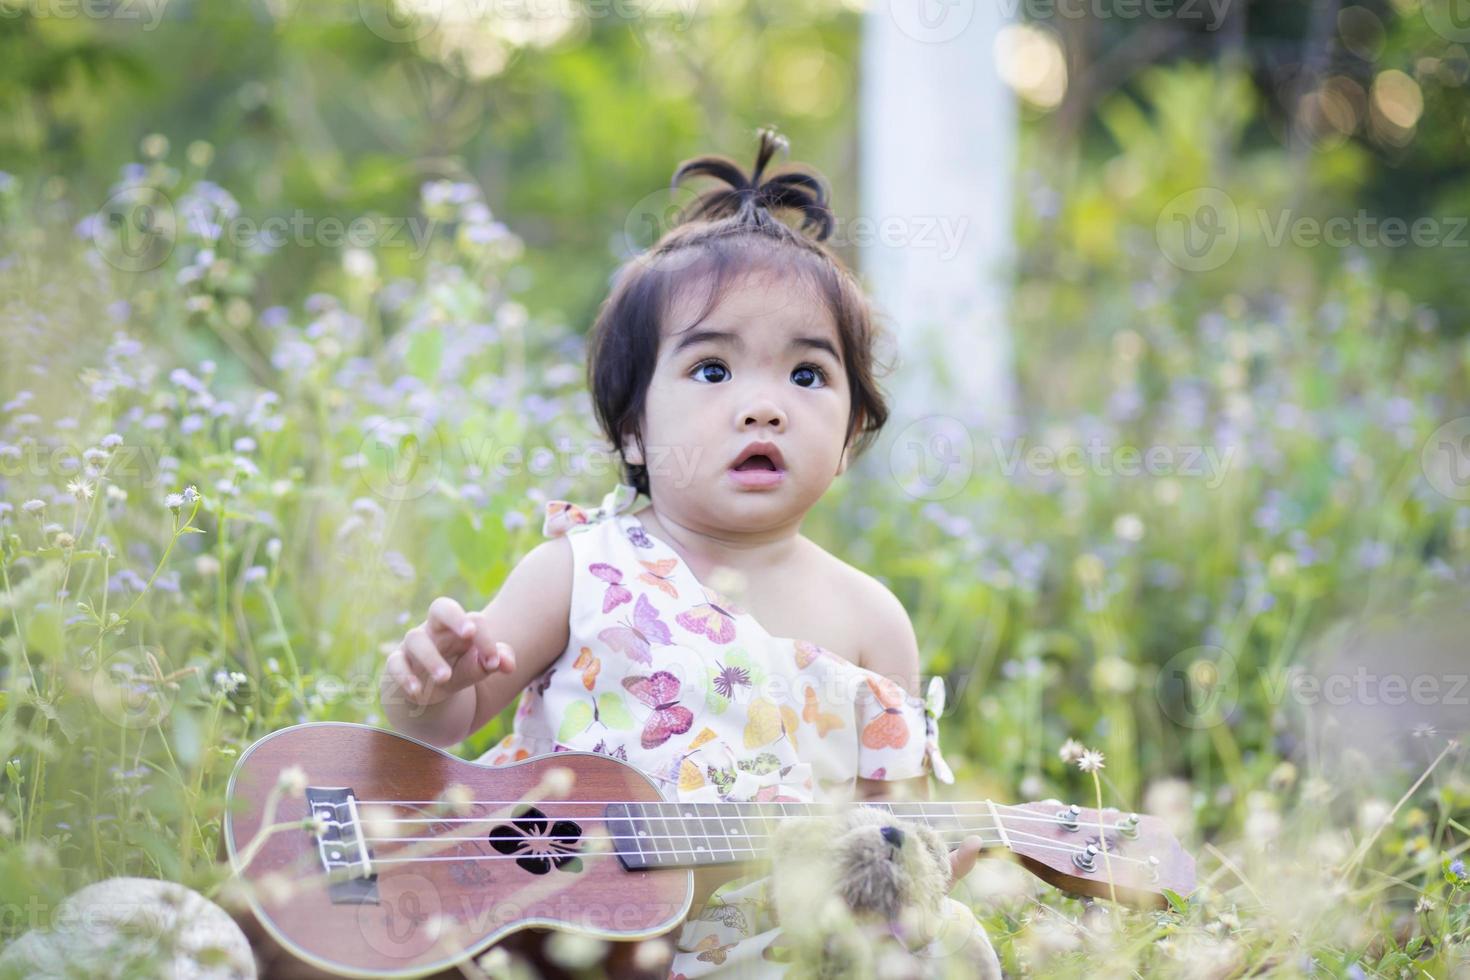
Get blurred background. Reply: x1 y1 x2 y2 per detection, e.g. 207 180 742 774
2 0 1469 975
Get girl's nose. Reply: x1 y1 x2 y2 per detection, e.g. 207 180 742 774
739 398 786 431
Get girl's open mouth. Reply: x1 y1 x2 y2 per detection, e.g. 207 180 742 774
728 456 786 488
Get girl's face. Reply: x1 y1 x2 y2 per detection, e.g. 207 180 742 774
627 267 851 530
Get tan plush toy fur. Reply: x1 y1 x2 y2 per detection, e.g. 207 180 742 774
769 805 1003 979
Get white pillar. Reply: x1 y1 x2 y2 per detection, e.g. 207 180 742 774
858 0 1018 438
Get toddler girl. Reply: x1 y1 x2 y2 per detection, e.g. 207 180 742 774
380 129 997 977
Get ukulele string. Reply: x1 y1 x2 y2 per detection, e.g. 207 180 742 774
349 825 1149 866
343 803 1127 833
360 831 1150 867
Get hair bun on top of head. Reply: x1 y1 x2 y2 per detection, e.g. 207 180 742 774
669 127 835 243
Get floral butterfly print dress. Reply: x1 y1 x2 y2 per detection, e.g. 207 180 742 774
479 483 955 977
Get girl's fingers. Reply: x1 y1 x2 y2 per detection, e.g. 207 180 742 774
403 628 452 684
947 836 984 890
426 596 471 648
385 649 424 701
493 642 516 674
462 613 500 672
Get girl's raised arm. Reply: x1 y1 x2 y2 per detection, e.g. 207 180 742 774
378 535 573 747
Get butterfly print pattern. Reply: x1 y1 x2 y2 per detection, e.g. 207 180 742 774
596 592 673 665
588 562 632 612
477 484 955 978
676 586 741 644
622 670 694 749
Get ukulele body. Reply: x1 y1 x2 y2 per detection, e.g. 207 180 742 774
223 722 693 978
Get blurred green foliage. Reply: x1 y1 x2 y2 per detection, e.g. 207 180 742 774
1 0 1469 975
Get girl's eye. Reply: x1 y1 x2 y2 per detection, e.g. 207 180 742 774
691 360 730 383
792 364 828 388
689 359 829 387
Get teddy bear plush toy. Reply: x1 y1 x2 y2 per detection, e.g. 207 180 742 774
768 805 1003 979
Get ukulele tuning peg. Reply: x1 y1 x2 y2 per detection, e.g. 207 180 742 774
1116 812 1140 839
1057 803 1081 831
1073 842 1100 872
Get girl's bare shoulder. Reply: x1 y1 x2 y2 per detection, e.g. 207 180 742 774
795 538 917 679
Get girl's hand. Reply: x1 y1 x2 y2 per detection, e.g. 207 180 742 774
947 835 985 894
385 596 518 707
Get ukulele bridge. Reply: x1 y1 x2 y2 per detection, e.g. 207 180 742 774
306 787 379 904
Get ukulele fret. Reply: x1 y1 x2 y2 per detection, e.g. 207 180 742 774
695 801 730 863
659 800 691 866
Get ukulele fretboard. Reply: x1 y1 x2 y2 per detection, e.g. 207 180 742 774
605 799 1002 870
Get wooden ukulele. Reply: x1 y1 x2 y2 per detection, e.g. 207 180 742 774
222 722 1195 978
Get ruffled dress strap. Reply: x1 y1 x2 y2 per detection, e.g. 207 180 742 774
922 675 956 784
540 482 640 538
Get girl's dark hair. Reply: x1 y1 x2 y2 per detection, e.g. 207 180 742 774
587 127 894 499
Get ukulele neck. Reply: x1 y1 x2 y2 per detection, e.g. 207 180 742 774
607 799 1005 871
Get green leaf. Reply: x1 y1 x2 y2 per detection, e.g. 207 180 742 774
406 327 444 381
1162 888 1189 914
448 511 510 597
172 706 201 768
54 696 88 744
30 693 83 744
27 603 63 661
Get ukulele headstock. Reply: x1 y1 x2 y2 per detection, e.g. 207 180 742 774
997 800 1195 909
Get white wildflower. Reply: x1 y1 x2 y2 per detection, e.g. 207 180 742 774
1058 739 1085 764
214 670 247 695
1077 749 1106 773
277 765 308 797
1113 512 1145 542
66 478 95 500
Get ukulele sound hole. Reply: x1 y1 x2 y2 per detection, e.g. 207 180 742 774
488 805 584 875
